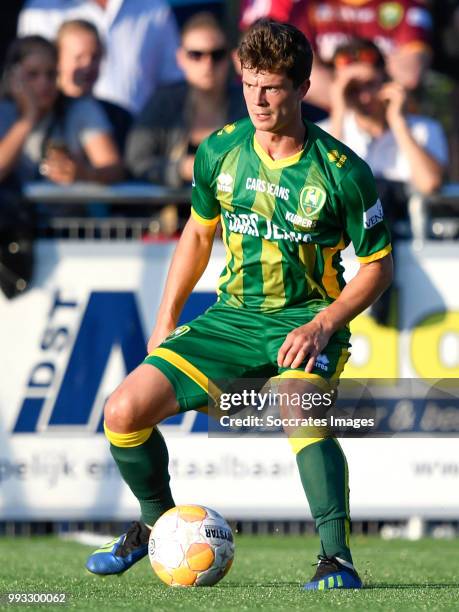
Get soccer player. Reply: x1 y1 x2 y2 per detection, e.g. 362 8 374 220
86 20 392 590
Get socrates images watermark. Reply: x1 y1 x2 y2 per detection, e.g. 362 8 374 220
213 386 376 433
208 378 459 438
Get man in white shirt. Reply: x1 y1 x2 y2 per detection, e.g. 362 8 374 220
318 38 448 196
319 38 448 326
18 0 183 114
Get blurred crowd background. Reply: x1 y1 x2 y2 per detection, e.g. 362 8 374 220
0 0 458 308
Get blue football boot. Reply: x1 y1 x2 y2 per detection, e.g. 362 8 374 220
304 555 363 590
86 521 150 575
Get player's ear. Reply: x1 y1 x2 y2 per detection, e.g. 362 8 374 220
298 78 311 100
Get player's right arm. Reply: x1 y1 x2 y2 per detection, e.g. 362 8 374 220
147 139 220 352
147 217 218 351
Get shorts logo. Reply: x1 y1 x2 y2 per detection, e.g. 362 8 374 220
299 186 327 219
217 173 233 193
363 199 384 229
164 325 190 342
378 2 404 29
314 354 329 372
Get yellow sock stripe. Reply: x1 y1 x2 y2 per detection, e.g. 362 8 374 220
332 437 351 547
288 434 327 454
274 369 332 391
104 422 153 448
273 371 331 454
149 347 221 404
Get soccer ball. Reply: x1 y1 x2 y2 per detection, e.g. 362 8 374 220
148 504 234 587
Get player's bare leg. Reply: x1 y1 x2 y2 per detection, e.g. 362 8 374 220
86 364 179 576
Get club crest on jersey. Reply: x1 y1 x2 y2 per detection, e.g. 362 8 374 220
217 173 233 193
299 186 327 219
164 325 190 342
378 2 404 29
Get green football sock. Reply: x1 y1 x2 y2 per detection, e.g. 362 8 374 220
296 437 353 564
109 427 175 527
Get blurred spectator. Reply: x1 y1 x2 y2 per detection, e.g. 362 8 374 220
241 1 433 111
319 38 448 326
319 39 447 196
240 0 293 29
0 36 124 186
17 0 182 114
56 19 132 152
126 12 246 188
169 0 225 28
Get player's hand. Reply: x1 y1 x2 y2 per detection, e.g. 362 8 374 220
277 319 332 372
379 81 407 127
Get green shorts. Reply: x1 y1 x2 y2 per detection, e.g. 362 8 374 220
144 302 351 412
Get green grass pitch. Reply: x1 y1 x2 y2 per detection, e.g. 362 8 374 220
1 536 458 611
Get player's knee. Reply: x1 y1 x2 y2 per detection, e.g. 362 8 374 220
104 387 139 433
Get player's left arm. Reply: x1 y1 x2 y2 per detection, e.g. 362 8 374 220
278 160 393 371
277 254 392 370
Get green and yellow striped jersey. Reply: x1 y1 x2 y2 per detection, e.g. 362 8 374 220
192 117 391 313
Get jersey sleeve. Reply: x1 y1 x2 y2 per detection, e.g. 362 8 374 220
191 141 221 226
337 160 392 263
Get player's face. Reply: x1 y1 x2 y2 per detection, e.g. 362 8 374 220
242 67 309 134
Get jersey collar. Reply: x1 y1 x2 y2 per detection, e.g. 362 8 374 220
253 133 305 170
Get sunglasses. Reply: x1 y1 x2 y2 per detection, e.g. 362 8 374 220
334 48 381 68
184 48 227 62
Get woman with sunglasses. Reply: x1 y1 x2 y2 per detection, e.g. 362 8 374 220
125 12 246 190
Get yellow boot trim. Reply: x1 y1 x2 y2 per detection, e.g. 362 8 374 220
104 422 153 448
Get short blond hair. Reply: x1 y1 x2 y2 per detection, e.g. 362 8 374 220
56 19 102 51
